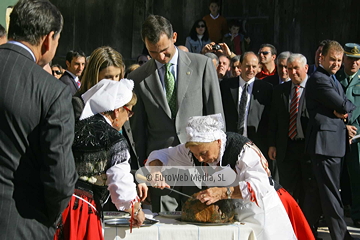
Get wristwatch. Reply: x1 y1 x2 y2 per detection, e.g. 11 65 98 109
226 187 232 199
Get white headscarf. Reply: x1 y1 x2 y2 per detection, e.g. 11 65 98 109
79 79 134 120
186 113 226 143
186 113 227 165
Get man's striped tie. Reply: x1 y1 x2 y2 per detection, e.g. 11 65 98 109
289 85 300 139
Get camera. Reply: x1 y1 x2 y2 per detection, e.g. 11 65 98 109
212 44 221 50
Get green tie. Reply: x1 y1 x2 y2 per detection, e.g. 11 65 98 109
164 63 176 117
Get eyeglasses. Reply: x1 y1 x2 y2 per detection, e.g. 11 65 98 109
258 51 270 55
52 70 62 75
123 106 134 118
196 24 205 28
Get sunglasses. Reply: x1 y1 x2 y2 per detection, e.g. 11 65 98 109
196 24 205 28
52 70 62 75
258 51 270 55
138 60 147 65
123 106 134 118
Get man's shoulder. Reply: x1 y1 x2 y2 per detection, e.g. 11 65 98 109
59 71 73 82
335 68 347 81
181 50 208 64
127 59 156 82
273 81 291 94
263 74 278 85
308 68 329 82
220 76 238 88
254 78 273 89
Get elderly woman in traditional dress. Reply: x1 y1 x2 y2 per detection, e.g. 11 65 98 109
145 114 296 240
55 79 145 240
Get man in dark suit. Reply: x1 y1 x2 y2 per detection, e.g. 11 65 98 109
263 51 291 87
128 15 224 212
0 0 77 239
220 52 273 161
268 53 313 209
307 39 331 76
336 43 360 228
59 50 86 95
305 40 355 240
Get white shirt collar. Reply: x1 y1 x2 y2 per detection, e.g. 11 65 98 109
101 114 113 126
7 41 36 62
239 75 255 87
155 47 179 70
66 70 78 80
210 13 219 19
291 75 308 88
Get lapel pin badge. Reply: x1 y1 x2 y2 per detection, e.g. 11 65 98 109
186 71 190 75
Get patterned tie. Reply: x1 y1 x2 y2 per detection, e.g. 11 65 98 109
75 77 81 88
164 63 176 117
289 85 300 139
237 83 248 135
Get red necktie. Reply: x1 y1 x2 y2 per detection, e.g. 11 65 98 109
289 85 300 139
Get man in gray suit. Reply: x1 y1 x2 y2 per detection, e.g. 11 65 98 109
0 0 77 239
128 15 224 212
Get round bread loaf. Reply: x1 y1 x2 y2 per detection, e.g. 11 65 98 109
181 192 235 223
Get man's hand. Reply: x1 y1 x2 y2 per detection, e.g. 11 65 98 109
201 42 216 54
218 42 232 57
268 146 277 160
334 110 348 119
346 125 357 138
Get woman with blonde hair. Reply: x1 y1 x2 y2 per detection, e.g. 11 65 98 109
71 46 146 208
73 46 125 119
78 46 124 94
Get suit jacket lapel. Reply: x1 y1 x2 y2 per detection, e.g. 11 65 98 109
144 60 172 118
177 51 191 111
283 82 291 113
348 71 360 89
230 77 240 110
319 67 341 94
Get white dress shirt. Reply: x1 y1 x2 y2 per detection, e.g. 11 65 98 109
238 76 255 137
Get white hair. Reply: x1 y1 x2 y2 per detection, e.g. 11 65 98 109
287 53 307 66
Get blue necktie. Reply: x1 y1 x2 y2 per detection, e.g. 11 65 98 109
331 75 339 88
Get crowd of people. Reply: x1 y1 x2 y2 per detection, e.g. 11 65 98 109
1 0 360 240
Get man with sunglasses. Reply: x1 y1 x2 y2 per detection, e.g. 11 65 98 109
256 43 277 79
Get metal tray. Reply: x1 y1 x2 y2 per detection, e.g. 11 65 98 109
176 218 233 226
158 211 182 218
103 211 129 219
104 217 159 227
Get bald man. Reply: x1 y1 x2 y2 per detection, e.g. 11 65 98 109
220 51 273 161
